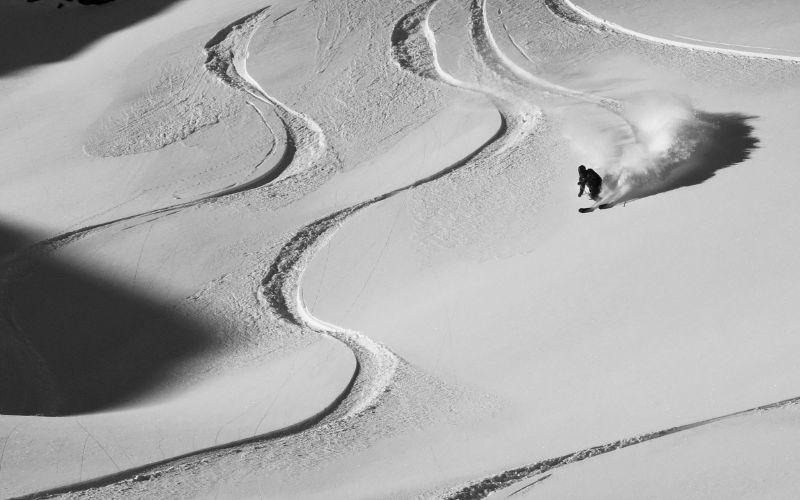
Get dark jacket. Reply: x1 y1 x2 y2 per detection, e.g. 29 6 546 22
578 166 602 199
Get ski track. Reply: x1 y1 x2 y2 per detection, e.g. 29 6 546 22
672 34 798 54
547 0 800 63
442 396 800 500
203 7 334 182
8 0 800 497
470 0 620 111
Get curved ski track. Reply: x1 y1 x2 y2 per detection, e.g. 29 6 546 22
547 0 800 63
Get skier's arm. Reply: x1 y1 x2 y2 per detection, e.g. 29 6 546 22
578 180 585 197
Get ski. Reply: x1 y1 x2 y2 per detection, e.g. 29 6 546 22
579 202 616 213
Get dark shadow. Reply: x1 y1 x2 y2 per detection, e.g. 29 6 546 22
612 113 760 205
0 0 187 78
0 221 35 262
0 221 218 416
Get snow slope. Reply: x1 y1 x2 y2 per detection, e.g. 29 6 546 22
1 0 800 498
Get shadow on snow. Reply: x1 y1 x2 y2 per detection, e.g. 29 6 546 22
0 0 186 77
0 220 218 416
611 112 759 205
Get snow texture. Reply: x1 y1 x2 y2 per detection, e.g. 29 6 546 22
0 0 799 498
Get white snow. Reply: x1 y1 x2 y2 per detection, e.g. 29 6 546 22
1 0 800 498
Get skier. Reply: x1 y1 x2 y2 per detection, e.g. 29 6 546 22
577 165 602 201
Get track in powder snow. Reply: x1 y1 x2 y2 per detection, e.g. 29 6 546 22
203 6 334 188
6 0 796 498
546 0 800 63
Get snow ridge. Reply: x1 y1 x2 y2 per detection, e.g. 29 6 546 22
547 0 800 63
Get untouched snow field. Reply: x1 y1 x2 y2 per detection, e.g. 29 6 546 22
1 0 800 498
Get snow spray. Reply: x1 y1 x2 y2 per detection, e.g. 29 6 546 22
563 91 702 203
607 92 701 199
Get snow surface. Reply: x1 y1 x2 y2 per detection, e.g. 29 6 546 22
1 0 800 498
